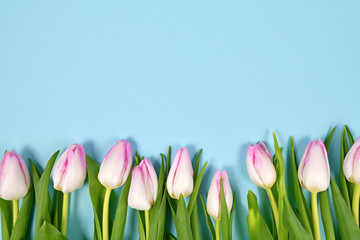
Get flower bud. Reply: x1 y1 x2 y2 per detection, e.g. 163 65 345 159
98 140 132 189
298 139 330 193
52 144 86 193
246 142 276 189
166 147 193 199
0 151 31 200
343 137 360 184
128 158 158 211
206 170 233 220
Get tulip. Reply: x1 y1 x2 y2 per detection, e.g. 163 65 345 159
298 139 330 193
128 158 158 211
52 143 86 236
298 138 330 240
98 139 132 189
0 150 31 226
0 151 31 200
246 142 279 232
206 170 232 240
343 137 360 226
206 170 233 220
166 147 193 199
128 159 158 240
99 140 132 240
246 142 276 189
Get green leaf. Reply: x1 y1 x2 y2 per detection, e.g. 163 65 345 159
165 232 177 240
319 128 336 240
166 146 171 175
319 190 335 240
0 199 11 240
229 191 236 240
330 177 360 239
53 191 63 230
156 191 168 240
290 137 313 236
324 127 336 151
220 179 230 240
200 195 215 240
190 200 201 240
10 185 34 240
345 125 355 146
86 154 105 240
246 191 273 240
34 151 60 235
190 149 203 240
282 197 312 240
137 211 146 240
110 170 131 240
176 195 193 240
149 156 166 240
340 129 351 208
272 133 288 240
187 161 208 215
34 221 67 240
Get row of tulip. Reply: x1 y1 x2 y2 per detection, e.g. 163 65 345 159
0 126 360 239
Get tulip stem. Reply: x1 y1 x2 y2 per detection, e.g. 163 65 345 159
215 219 220 240
145 210 150 240
103 188 112 240
265 188 279 233
12 200 19 226
352 184 360 226
311 193 321 240
61 192 70 236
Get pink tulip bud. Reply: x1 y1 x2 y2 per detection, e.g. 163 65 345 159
166 147 193 199
128 158 158 211
206 170 233 220
246 142 276 189
298 139 330 193
52 144 86 193
98 140 132 189
0 151 31 200
343 137 360 184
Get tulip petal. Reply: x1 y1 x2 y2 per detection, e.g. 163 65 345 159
0 151 30 200
167 147 194 199
52 144 87 193
98 140 132 189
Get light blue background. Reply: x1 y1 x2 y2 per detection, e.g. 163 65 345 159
1 1 360 239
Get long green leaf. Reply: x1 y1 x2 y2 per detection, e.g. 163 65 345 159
176 195 193 240
10 185 34 240
340 129 351 208
187 161 208 215
273 133 288 240
319 190 335 240
86 154 105 240
282 197 312 240
34 151 60 235
53 191 63 230
110 169 131 240
0 199 11 240
137 211 146 240
290 137 313 236
229 191 236 240
246 191 273 240
200 195 215 240
345 125 355 146
319 128 336 240
149 156 165 240
330 178 360 239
